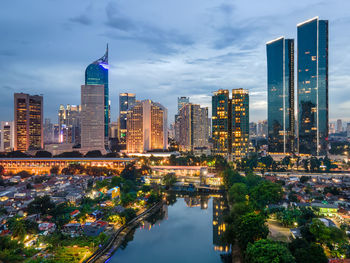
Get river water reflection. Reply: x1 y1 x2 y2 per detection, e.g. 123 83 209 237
107 194 230 263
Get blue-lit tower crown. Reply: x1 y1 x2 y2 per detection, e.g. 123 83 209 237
85 45 109 141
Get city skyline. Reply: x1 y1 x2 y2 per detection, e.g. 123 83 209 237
1 1 350 124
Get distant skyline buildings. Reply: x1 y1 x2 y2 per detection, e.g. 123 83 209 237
58 104 81 145
0 121 14 152
14 93 43 151
297 17 328 156
266 37 295 154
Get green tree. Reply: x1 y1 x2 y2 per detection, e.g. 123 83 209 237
245 239 295 263
289 238 327 263
228 183 248 203
35 151 52 158
162 173 177 189
120 163 139 181
310 157 321 172
7 218 26 240
221 169 244 190
250 181 283 209
27 195 55 215
299 176 310 184
236 212 269 250
121 208 137 223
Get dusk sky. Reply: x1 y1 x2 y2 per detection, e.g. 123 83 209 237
0 0 349 124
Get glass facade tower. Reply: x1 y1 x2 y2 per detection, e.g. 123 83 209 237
297 17 328 155
85 45 109 143
212 90 230 156
266 37 295 153
119 93 136 147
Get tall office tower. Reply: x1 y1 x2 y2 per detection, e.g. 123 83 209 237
336 119 342 133
126 100 167 153
109 122 118 138
43 118 54 144
177 96 190 111
53 124 60 143
266 37 295 153
119 93 136 148
297 17 328 155
58 104 81 145
14 93 43 151
231 89 249 158
329 122 335 134
177 103 209 151
347 123 350 138
85 45 109 145
257 120 268 138
0 121 14 152
175 96 190 143
212 90 230 156
249 122 257 137
81 85 105 152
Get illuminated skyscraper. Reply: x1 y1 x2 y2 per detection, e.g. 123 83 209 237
266 37 295 153
177 103 209 151
85 45 109 144
14 93 43 151
81 85 105 152
0 121 14 152
126 100 167 153
212 89 249 159
177 96 189 111
212 90 230 156
119 93 136 148
297 17 328 155
231 89 249 158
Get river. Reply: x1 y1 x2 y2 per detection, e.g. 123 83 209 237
107 193 230 263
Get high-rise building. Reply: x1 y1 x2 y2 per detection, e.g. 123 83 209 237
85 46 109 144
175 96 190 144
14 93 43 151
58 104 81 145
126 100 167 153
249 122 257 137
0 121 14 152
297 17 328 155
43 118 54 144
81 85 105 152
177 96 189 112
231 89 249 158
177 103 209 151
212 89 249 159
336 119 343 133
257 120 268 138
347 123 350 138
119 93 136 148
212 90 230 156
329 122 336 134
266 37 295 153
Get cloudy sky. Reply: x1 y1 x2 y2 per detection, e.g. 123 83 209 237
0 0 349 124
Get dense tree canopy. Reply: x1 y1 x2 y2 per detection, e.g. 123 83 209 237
245 239 295 263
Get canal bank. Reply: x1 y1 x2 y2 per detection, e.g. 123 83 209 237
83 201 164 263
107 194 230 263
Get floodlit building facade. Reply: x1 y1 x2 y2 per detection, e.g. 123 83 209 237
14 93 43 151
126 100 167 153
231 89 249 158
297 17 328 155
266 37 295 153
212 90 230 156
212 89 249 159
